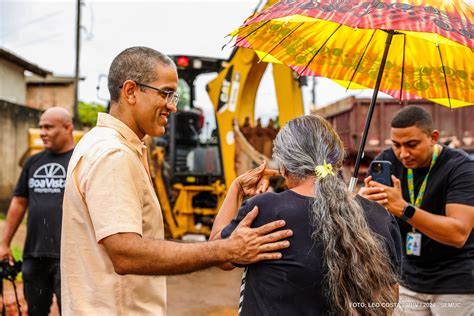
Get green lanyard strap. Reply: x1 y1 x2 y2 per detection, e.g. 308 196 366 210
407 144 440 208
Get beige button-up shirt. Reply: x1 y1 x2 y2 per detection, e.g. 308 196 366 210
61 113 165 315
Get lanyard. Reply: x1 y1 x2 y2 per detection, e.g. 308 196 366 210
407 144 440 231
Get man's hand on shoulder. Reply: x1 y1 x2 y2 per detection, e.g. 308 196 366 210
359 175 407 217
225 206 292 265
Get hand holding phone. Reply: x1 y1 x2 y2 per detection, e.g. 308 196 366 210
368 160 392 186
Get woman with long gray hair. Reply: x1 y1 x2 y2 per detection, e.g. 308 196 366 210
211 115 402 315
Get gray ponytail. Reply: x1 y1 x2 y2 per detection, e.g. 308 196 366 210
273 115 398 315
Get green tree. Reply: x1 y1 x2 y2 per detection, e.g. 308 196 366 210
78 101 107 126
177 79 191 110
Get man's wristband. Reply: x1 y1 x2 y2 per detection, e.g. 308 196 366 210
401 204 416 222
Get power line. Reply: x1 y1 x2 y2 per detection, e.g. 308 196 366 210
0 10 64 39
85 1 94 40
12 33 63 48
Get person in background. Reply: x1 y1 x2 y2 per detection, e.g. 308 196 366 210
60 46 292 315
211 115 402 316
1 107 75 315
360 106 474 315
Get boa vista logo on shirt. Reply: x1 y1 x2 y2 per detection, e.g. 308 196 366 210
29 163 66 193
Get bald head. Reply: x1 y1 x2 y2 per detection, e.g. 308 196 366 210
41 107 73 125
39 107 75 153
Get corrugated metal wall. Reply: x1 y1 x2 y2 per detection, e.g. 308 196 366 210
319 98 474 157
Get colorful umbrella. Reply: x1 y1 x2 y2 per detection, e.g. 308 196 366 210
231 0 473 190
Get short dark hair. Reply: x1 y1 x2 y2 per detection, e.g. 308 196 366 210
107 46 176 103
391 106 433 134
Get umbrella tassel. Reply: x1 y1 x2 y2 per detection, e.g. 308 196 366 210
252 0 264 15
299 24 342 77
346 29 377 92
350 30 394 192
399 33 406 101
436 42 452 110
221 35 236 51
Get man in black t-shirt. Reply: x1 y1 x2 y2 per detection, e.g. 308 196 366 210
360 106 474 315
1 107 75 315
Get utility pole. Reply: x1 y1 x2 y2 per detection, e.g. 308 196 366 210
73 0 82 121
312 77 317 106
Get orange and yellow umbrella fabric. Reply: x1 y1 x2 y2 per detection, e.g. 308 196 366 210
233 0 473 108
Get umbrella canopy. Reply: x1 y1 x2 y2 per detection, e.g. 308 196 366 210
234 0 473 108
231 0 473 189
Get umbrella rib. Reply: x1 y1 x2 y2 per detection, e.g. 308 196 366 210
399 33 406 100
436 43 452 109
299 24 342 76
234 20 271 47
259 22 306 62
346 29 377 92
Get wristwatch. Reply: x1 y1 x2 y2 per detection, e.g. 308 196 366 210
401 204 416 222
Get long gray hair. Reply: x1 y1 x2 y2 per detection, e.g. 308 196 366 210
273 115 397 315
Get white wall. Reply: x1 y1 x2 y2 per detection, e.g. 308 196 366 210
0 59 26 104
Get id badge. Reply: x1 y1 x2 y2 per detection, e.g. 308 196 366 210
406 232 421 256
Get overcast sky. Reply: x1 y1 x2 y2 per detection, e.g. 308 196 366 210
1 0 472 125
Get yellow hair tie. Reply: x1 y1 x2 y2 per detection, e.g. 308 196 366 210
315 160 334 178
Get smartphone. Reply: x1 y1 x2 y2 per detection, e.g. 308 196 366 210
368 160 392 186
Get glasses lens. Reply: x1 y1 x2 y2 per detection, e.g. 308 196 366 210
166 93 180 104
173 94 180 104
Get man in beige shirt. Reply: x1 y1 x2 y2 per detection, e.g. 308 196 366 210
61 46 291 315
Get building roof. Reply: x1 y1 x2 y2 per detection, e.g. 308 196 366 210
312 96 407 117
0 47 52 77
26 74 85 85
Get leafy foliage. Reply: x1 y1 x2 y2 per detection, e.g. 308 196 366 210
177 79 191 110
78 101 107 126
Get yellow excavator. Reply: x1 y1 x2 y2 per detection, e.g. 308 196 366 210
207 44 305 188
155 13 305 238
21 1 305 239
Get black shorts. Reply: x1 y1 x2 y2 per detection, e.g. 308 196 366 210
22 257 61 315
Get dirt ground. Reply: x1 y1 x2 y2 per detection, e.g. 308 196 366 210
1 222 242 316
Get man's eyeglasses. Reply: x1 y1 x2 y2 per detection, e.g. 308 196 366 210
120 81 180 104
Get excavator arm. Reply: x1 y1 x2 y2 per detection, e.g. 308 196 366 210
149 0 305 239
207 49 304 187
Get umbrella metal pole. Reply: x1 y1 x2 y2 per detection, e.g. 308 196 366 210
349 30 394 192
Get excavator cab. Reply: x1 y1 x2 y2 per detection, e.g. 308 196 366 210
161 55 226 186
150 55 229 239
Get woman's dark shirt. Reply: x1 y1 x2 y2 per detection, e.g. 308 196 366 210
222 190 402 316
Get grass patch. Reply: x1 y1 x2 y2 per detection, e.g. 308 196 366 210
12 245 23 261
11 245 23 282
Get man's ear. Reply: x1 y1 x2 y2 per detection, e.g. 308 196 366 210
122 80 137 104
65 122 74 134
431 129 439 145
